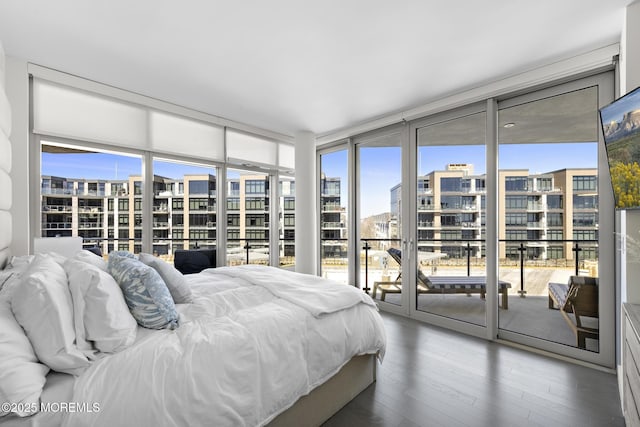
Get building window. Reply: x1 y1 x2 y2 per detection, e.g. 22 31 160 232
118 214 128 226
246 197 266 210
573 175 597 191
505 177 528 191
188 180 208 195
284 214 295 226
548 230 563 240
246 214 266 227
573 194 598 209
246 179 267 195
547 195 563 209
227 198 240 210
505 213 526 226
118 199 129 211
440 177 461 192
189 198 210 211
573 212 597 227
505 196 527 209
284 197 295 210
227 214 240 226
172 199 184 210
547 213 563 226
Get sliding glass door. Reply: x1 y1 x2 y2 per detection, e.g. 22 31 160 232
319 72 615 366
496 74 615 364
412 108 488 326
355 127 404 306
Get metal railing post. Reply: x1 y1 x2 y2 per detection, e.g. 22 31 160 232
363 240 371 293
573 242 582 275
518 242 527 297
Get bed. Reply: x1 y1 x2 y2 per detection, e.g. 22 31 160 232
0 253 386 427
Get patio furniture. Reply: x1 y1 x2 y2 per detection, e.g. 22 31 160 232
372 248 511 309
548 276 599 349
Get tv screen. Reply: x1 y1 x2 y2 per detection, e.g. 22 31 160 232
600 86 640 209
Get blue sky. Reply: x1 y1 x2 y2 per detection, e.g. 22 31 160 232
43 142 598 218
600 86 640 125
323 142 598 217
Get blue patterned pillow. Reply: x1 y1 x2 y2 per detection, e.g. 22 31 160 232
107 256 179 330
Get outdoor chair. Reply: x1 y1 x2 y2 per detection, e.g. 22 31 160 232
372 248 511 309
548 275 599 349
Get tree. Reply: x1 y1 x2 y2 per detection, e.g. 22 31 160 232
610 161 640 208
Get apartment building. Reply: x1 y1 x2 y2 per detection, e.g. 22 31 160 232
41 173 296 261
320 174 347 258
390 163 598 262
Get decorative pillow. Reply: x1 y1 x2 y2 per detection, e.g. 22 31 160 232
64 259 137 355
10 255 90 375
138 253 193 303
73 249 108 272
0 280 49 418
109 250 136 260
108 256 179 330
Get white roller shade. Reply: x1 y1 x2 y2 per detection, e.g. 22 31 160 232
278 143 295 170
150 111 224 161
226 130 277 167
33 79 147 147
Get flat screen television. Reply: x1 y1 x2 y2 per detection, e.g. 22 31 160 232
600 86 640 209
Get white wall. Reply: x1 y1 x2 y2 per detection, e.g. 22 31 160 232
5 56 29 256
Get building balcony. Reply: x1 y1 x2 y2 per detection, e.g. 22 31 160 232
43 205 73 212
43 222 72 229
78 207 103 213
78 222 102 229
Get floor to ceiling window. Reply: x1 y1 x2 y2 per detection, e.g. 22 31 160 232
413 109 488 325
355 127 403 305
32 74 293 269
319 148 349 284
226 169 271 266
151 159 218 260
496 77 614 361
320 71 615 367
40 141 143 255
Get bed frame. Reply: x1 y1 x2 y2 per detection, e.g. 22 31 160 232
268 354 376 426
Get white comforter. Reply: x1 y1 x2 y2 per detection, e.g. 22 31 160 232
61 266 386 427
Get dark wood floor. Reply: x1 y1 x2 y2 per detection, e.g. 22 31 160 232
324 312 624 427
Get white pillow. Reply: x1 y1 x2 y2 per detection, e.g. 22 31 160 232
64 259 137 354
8 254 34 271
139 253 193 304
72 249 108 272
0 281 49 418
11 255 90 375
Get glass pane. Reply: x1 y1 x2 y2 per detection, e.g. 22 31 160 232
41 142 142 255
415 112 487 325
152 159 217 262
320 150 348 284
358 132 401 304
227 169 270 265
279 176 295 269
498 87 600 352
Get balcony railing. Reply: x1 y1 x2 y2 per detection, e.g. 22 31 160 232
319 237 598 298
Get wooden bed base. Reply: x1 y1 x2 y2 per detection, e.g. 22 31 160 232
267 354 377 426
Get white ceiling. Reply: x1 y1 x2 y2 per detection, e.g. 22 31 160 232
0 1 632 138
